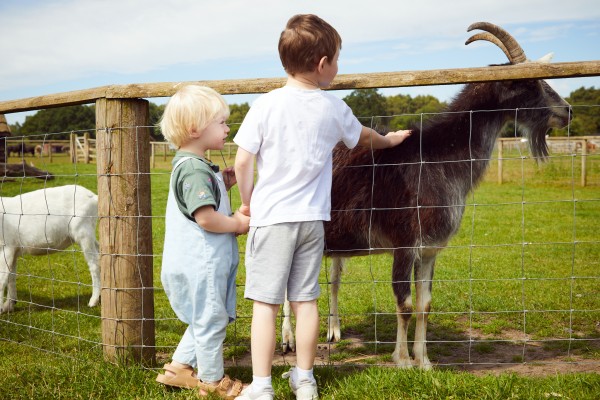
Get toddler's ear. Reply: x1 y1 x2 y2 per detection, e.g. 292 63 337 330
190 128 202 138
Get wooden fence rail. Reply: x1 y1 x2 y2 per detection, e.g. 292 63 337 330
1 61 599 114
0 60 598 365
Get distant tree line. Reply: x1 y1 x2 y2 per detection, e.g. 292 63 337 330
8 87 600 140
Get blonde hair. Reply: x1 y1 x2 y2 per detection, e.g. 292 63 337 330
278 14 342 76
159 85 230 148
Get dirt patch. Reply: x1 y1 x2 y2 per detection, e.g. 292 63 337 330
222 332 600 377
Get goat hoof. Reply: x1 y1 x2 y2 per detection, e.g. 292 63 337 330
281 342 295 354
393 355 414 369
418 358 433 371
326 327 341 342
1 300 15 314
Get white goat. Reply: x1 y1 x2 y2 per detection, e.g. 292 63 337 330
0 185 100 313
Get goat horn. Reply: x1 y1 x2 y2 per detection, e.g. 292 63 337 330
465 32 512 61
467 22 527 64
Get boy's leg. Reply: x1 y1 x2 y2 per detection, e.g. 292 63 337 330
290 300 319 370
251 300 279 377
244 224 297 382
283 221 323 399
237 300 277 398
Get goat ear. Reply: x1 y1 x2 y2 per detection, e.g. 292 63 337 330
536 52 554 63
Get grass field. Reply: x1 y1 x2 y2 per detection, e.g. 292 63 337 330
1 148 599 399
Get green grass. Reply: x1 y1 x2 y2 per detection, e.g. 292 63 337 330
0 352 599 400
1 150 599 399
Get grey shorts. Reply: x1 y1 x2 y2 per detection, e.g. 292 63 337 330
244 221 324 304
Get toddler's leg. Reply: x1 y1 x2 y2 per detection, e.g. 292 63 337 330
194 313 229 383
173 326 197 368
156 328 199 389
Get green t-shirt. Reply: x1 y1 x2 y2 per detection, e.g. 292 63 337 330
171 151 221 221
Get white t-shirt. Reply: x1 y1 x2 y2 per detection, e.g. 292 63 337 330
234 86 362 226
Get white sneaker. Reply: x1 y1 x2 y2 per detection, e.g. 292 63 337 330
234 384 274 400
282 368 319 400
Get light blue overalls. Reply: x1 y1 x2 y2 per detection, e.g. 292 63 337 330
161 157 239 382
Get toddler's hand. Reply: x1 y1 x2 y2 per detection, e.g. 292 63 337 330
233 211 250 235
222 167 237 190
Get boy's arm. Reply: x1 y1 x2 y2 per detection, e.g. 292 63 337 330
194 206 250 235
357 126 411 149
234 147 255 216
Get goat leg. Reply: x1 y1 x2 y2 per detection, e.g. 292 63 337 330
413 252 436 370
326 257 343 342
281 291 295 353
0 248 17 313
391 249 415 367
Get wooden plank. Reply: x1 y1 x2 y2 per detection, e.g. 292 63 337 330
1 60 599 114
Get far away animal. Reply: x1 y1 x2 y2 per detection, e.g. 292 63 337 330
0 185 100 313
281 22 571 369
7 143 36 157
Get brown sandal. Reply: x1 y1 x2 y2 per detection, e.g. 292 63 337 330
198 375 244 400
156 363 199 389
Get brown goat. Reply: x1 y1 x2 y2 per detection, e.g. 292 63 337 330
281 22 571 369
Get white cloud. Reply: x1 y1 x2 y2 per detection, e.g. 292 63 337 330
1 0 599 102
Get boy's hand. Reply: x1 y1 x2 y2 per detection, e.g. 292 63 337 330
386 129 412 147
238 204 251 217
233 211 250 235
222 167 237 191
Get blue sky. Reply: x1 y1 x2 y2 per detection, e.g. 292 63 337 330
1 0 599 125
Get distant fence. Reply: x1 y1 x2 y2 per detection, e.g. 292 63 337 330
498 136 600 186
8 136 597 186
149 141 237 168
0 59 599 368
69 132 96 164
2 134 95 164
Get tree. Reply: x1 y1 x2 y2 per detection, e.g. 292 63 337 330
563 86 600 136
150 102 248 142
343 89 388 131
8 121 21 135
148 102 166 140
386 94 446 130
20 105 95 139
228 102 250 140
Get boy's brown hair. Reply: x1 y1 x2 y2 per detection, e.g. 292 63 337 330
278 14 342 76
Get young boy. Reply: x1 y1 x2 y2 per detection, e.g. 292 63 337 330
234 14 411 400
156 85 250 400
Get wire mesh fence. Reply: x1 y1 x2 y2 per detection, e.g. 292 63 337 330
1 103 598 375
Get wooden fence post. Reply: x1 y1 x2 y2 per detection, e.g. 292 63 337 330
0 114 9 163
96 98 155 366
581 138 587 187
70 132 77 163
83 132 90 164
